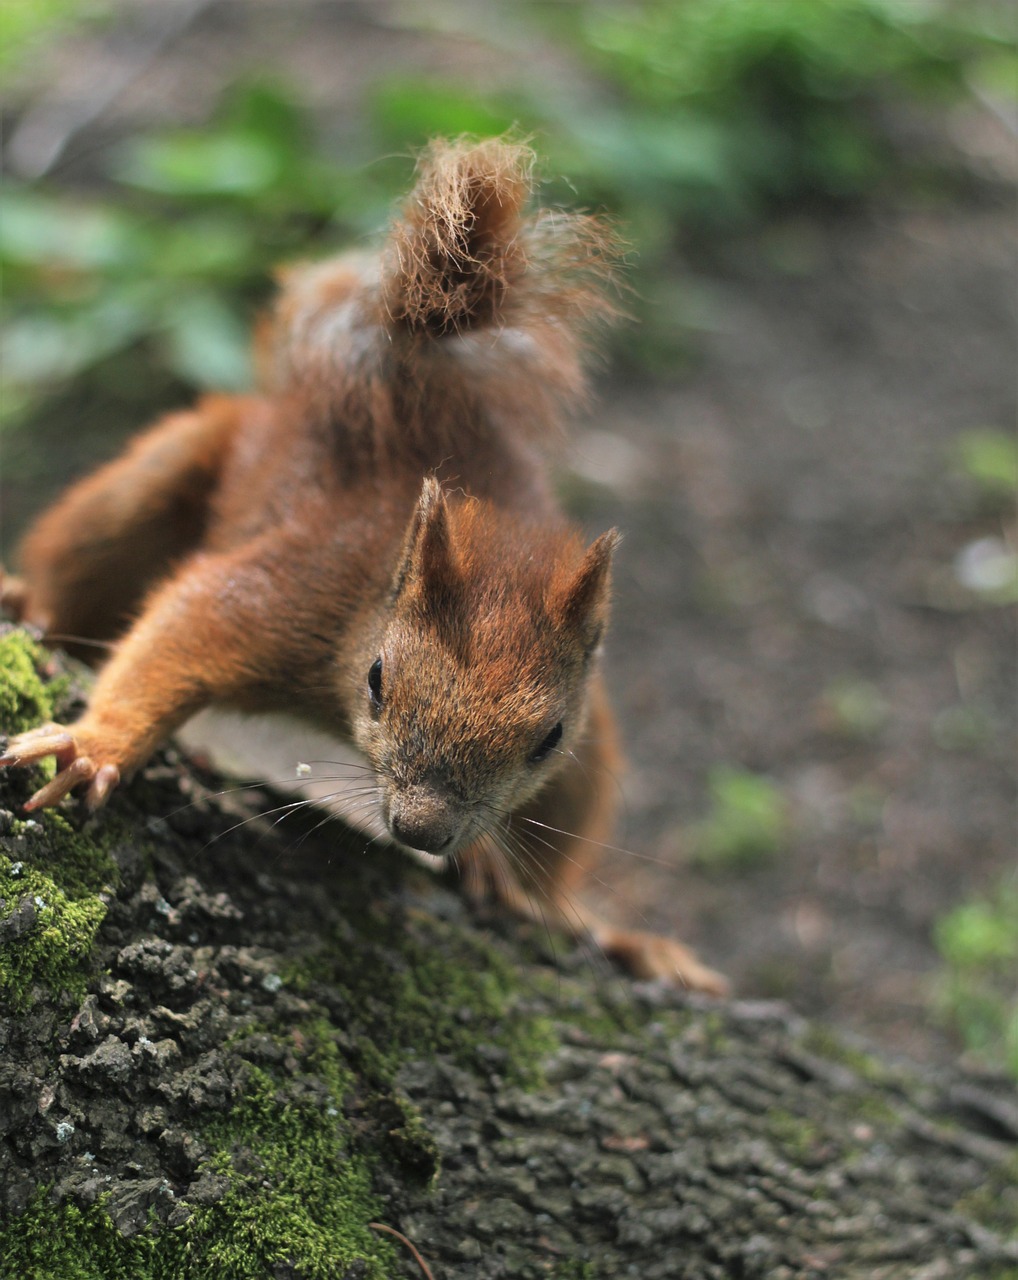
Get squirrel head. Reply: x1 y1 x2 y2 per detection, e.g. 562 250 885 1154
350 478 618 865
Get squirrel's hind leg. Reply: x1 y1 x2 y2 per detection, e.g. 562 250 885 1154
486 679 730 996
0 569 31 623
14 396 245 659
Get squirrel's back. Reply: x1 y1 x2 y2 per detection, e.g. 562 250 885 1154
260 138 620 469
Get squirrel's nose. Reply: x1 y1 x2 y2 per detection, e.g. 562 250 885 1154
387 787 460 853
389 815 452 853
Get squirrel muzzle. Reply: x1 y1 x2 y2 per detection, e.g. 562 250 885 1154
384 781 468 860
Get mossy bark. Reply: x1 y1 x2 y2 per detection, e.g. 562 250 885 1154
1 625 1016 1279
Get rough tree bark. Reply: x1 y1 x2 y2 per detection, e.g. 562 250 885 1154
1 625 1016 1280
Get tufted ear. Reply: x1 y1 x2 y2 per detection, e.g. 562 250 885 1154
391 477 459 604
553 528 620 651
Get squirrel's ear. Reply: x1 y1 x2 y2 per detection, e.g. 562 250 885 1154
553 529 620 649
391 477 458 602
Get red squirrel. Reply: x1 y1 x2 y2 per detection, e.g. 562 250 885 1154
1 139 727 994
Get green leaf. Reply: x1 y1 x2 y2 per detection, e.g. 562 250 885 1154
0 315 78 384
936 890 1018 969
151 214 260 280
933 880 1018 1078
371 80 520 149
160 293 253 390
1 293 151 386
955 428 1018 500
562 109 740 195
116 132 284 197
4 314 108 385
692 767 788 869
0 190 141 271
224 79 311 150
969 50 1018 102
0 0 99 80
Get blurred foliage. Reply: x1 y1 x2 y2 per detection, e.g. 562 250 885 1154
818 675 890 740
0 0 1010 463
934 879 1018 1078
691 767 789 869
931 700 996 752
376 0 1010 365
1 82 403 434
531 0 972 220
953 428 1018 510
0 0 108 78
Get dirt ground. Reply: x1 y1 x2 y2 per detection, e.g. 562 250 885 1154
581 199 1016 1067
3 0 1016 1072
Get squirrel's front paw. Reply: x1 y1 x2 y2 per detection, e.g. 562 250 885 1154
0 722 122 812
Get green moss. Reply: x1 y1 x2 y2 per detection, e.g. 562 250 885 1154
4 1022 397 1279
529 965 649 1044
0 633 570 1273
697 1008 733 1056
934 880 1018 1079
847 1094 899 1131
1 1198 152 1280
18 809 119 897
0 628 60 735
0 812 121 1010
767 1108 827 1162
0 629 126 1009
955 1153 1018 1241
187 1025 394 1279
800 1023 890 1084
287 899 559 1090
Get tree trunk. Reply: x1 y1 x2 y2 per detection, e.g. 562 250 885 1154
1 625 1015 1279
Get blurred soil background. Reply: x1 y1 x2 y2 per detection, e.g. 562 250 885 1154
1 0 1015 1075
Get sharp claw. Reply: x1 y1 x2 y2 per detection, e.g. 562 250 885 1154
86 764 120 810
0 730 75 767
24 756 97 811
1 722 124 812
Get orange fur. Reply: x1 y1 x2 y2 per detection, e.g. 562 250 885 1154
1 139 726 995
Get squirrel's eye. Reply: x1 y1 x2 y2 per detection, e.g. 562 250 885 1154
529 722 563 764
367 657 384 711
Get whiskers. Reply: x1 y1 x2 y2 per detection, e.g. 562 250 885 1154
40 632 117 654
467 801 646 994
467 817 573 982
166 758 385 867
132 743 676 995
518 814 678 869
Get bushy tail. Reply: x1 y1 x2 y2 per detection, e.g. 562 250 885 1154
267 138 621 448
381 137 621 342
